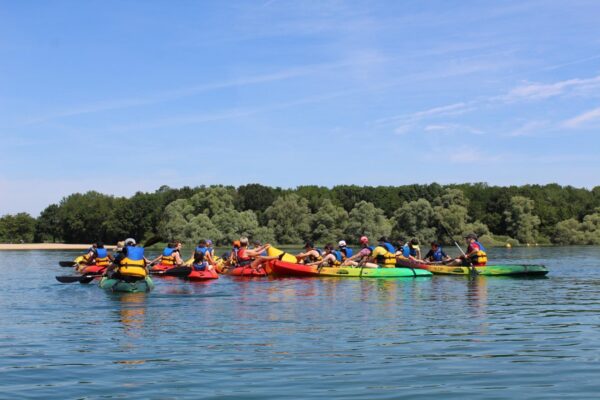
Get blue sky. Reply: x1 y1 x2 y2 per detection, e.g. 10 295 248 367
1 0 600 216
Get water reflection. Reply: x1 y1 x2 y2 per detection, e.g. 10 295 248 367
113 293 148 338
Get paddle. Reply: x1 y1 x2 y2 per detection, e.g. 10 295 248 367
58 261 77 267
55 274 98 284
164 266 192 278
440 224 478 276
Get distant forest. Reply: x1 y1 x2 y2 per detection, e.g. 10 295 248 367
1 183 599 246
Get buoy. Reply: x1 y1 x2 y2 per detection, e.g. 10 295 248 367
505 243 512 248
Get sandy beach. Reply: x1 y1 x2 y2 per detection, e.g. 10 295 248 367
0 243 117 251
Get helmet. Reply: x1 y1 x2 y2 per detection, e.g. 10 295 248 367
124 238 136 246
464 233 478 240
206 239 213 246
360 236 369 244
338 240 347 247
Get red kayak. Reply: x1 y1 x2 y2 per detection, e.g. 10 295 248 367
188 268 219 281
78 264 106 275
149 264 175 275
227 265 268 277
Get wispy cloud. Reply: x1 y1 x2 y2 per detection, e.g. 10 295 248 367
508 120 549 137
502 74 600 102
562 106 600 128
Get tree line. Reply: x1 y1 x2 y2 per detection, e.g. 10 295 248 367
1 183 599 246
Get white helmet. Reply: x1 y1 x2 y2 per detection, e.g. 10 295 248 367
125 238 136 246
338 240 347 247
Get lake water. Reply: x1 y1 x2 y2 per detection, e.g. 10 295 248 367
1 246 599 399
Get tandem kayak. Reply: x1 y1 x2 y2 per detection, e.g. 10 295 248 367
268 260 432 278
99 276 155 293
149 264 175 275
396 259 549 276
187 268 219 281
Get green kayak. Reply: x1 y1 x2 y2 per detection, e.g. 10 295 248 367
99 276 155 293
396 259 548 276
268 260 433 278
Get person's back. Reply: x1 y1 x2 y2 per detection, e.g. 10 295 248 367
160 244 177 266
193 240 211 271
114 238 147 279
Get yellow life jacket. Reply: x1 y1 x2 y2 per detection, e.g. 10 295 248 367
119 246 147 278
470 250 487 266
373 246 396 266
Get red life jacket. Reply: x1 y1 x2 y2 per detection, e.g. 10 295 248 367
236 247 252 266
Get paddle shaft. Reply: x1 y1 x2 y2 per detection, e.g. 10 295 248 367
441 224 478 275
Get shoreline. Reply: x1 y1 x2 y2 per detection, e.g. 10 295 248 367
0 243 117 251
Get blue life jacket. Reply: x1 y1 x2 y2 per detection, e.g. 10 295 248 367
126 246 144 260
432 247 444 262
162 247 175 257
409 246 418 257
96 248 107 258
194 246 208 263
340 247 353 259
475 241 487 252
383 242 396 253
333 250 343 262
402 244 410 257
367 245 375 253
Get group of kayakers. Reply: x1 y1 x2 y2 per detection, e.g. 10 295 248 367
76 233 488 278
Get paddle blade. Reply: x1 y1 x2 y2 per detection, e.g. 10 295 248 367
59 261 76 267
55 275 99 283
164 266 192 277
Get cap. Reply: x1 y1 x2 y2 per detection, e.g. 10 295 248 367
124 238 136 245
206 239 213 245
360 236 369 244
464 233 478 240
338 240 347 247
233 240 241 247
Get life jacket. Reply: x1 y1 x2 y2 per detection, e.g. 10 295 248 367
431 247 444 262
81 247 96 264
331 250 343 266
409 245 419 257
95 248 110 266
340 247 353 260
469 241 487 266
305 249 323 264
401 245 410 258
119 246 147 278
374 245 396 265
160 247 176 266
236 247 253 267
194 246 209 263
382 242 396 254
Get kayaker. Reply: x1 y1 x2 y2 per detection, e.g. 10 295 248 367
252 240 268 256
423 241 451 264
447 233 488 266
226 240 241 266
190 239 215 271
206 239 216 259
368 237 397 267
107 238 150 279
236 237 274 270
308 243 339 267
395 239 410 260
79 243 99 266
77 242 113 272
151 241 184 267
408 238 422 260
338 240 353 262
295 242 323 264
341 236 378 268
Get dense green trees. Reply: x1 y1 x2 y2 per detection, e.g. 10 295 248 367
0 213 36 243
2 183 599 245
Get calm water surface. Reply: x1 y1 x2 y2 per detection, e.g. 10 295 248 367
1 247 600 399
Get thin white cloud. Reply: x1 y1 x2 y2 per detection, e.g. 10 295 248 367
562 106 600 128
502 75 600 102
508 120 549 137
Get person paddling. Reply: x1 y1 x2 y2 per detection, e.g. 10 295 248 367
307 243 339 267
236 237 275 270
151 241 184 267
337 240 353 262
296 242 323 264
190 239 215 271
447 233 488 266
106 238 151 280
423 241 451 264
368 237 397 267
77 242 113 272
342 236 378 268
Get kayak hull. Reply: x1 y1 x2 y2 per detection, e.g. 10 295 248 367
78 264 106 275
149 264 175 275
223 266 268 277
268 260 432 278
396 259 549 276
187 269 219 281
99 276 155 293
